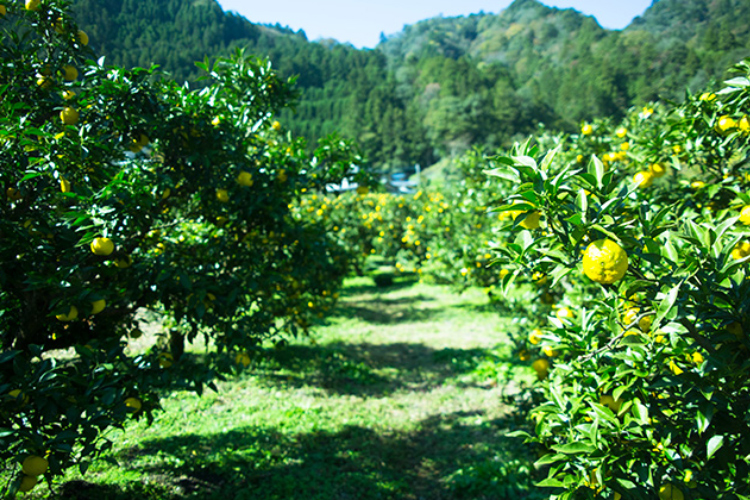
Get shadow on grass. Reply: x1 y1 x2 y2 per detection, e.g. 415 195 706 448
254 341 502 397
331 294 437 325
50 411 543 500
339 274 420 297
453 300 501 314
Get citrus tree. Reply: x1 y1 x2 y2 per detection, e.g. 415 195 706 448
485 61 750 499
0 0 357 494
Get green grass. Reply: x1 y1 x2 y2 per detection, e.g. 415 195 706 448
31 276 547 500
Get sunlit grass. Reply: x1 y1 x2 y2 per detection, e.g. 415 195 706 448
33 277 547 500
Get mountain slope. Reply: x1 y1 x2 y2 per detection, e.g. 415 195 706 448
71 0 750 171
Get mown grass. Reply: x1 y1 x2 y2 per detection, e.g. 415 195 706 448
31 276 547 500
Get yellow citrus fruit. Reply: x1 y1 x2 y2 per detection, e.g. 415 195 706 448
518 210 541 229
60 179 71 193
158 352 173 368
690 351 704 364
532 359 550 379
25 0 41 11
582 239 629 285
272 120 282 131
639 314 654 332
62 89 76 100
237 171 253 187
6 187 22 201
532 271 548 286
0 5 6 16
649 163 666 178
124 397 142 413
691 180 706 189
683 469 696 488
740 116 750 134
542 345 558 357
615 127 627 138
77 30 88 45
90 299 106 315
669 359 684 376
528 329 542 345
623 307 639 326
19 475 38 492
128 134 149 153
599 394 623 412
216 188 229 203
114 256 132 268
739 205 750 225
56 306 78 322
658 484 684 500
717 115 737 133
633 171 654 188
36 74 54 89
90 237 115 256
22 455 49 476
61 64 77 81
556 307 574 321
581 124 593 135
60 107 79 125
235 352 251 367
732 241 750 260
8 389 29 405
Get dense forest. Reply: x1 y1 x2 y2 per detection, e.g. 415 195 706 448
71 0 750 171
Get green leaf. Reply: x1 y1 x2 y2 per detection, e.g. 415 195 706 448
612 384 629 402
550 266 574 288
589 155 605 189
576 189 588 221
484 167 520 184
566 213 583 226
506 430 533 439
707 434 724 460
512 155 538 170
654 281 682 328
697 401 715 434
724 76 750 88
535 477 566 488
551 442 596 455
534 453 566 466
591 403 620 427
591 224 620 242
540 146 561 172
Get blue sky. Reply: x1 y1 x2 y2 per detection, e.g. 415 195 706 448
216 0 654 48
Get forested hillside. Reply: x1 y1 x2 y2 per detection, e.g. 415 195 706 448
71 0 750 171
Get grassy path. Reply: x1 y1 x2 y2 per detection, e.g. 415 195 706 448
42 277 542 500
